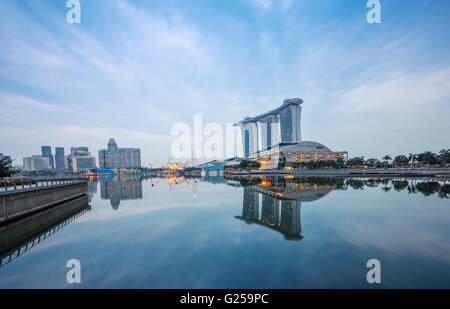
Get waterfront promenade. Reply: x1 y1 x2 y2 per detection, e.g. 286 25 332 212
229 167 450 178
0 178 88 224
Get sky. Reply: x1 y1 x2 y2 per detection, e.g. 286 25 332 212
0 0 449 167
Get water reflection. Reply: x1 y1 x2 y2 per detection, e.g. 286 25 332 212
0 195 90 269
99 177 143 210
0 175 449 288
234 177 334 241
232 176 449 197
230 176 449 241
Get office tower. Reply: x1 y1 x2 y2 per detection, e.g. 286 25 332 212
23 156 50 171
73 156 96 173
41 146 54 169
55 147 65 170
68 147 96 172
98 138 141 169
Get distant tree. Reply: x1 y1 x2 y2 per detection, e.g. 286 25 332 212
438 149 450 164
408 153 415 166
347 156 365 166
0 158 18 178
239 159 260 169
366 158 380 167
382 155 391 161
382 155 392 168
393 155 409 167
416 151 439 165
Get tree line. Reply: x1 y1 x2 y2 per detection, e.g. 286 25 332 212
347 149 450 168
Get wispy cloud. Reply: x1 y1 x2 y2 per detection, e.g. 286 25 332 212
251 0 273 10
0 0 449 164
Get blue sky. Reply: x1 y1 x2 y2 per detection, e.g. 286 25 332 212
1 0 449 166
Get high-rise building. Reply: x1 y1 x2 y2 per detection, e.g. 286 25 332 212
235 98 303 156
41 146 54 169
73 156 96 173
98 138 141 169
260 115 280 151
234 98 347 168
23 156 50 171
55 147 65 170
67 147 96 172
119 148 141 168
240 122 258 158
279 99 302 143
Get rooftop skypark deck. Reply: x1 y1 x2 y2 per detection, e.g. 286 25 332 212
234 98 303 125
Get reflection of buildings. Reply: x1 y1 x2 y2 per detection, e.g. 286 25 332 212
100 178 143 210
87 180 98 202
235 177 334 241
203 175 225 184
242 190 259 220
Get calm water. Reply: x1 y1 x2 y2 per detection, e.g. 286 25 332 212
0 175 449 288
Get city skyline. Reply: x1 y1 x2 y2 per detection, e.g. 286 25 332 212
17 138 142 171
1 1 450 166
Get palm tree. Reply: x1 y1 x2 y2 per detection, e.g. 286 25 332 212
382 155 391 168
408 153 414 167
439 149 449 165
413 153 419 167
366 158 379 167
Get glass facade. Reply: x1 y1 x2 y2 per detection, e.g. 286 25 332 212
279 107 294 143
237 98 302 157
55 147 65 170
99 138 141 169
41 146 54 169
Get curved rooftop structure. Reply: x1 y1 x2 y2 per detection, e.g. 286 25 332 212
280 141 333 153
235 98 303 125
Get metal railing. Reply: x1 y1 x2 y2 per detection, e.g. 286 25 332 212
0 177 87 192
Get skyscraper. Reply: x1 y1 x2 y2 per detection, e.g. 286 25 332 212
23 156 50 171
98 138 141 169
235 98 303 157
55 147 65 170
279 99 302 143
240 122 258 157
41 146 54 169
260 115 280 150
68 147 96 172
